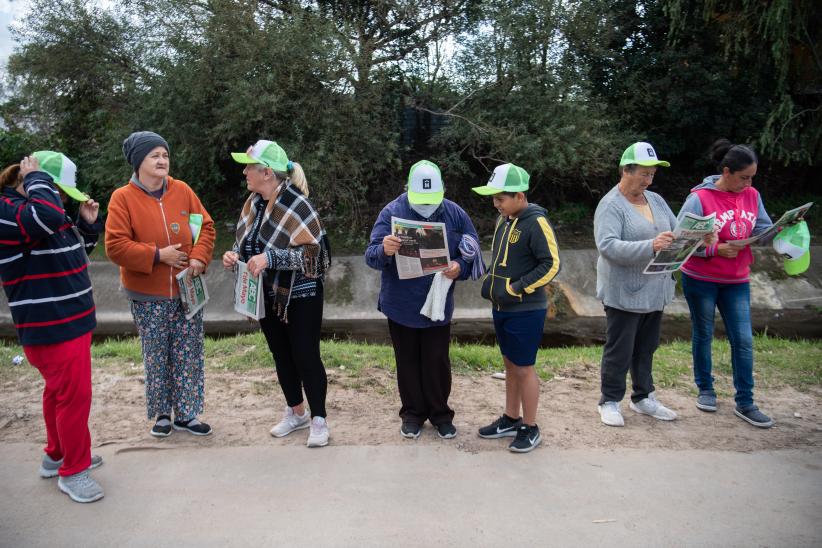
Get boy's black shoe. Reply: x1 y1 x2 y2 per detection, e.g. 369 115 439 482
508 424 541 453
436 422 457 439
478 414 522 438
400 422 421 439
172 418 212 436
150 415 172 438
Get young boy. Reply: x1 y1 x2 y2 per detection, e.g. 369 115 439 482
472 164 561 453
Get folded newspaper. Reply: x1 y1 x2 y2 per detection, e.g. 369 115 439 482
233 260 265 320
727 202 813 247
390 216 451 280
175 268 209 320
643 212 716 275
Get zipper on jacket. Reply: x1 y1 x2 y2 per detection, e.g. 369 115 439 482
490 219 511 311
158 200 174 298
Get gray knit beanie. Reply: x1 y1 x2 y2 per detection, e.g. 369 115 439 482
122 131 170 173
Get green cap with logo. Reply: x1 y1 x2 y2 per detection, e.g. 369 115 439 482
32 151 89 202
471 163 530 196
619 142 670 167
407 160 444 205
773 220 811 275
231 140 289 172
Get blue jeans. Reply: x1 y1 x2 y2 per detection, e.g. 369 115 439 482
681 274 754 408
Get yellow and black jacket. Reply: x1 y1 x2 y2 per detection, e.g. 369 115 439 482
480 204 561 311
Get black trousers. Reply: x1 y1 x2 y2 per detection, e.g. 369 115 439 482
387 319 454 425
599 306 661 405
259 288 327 418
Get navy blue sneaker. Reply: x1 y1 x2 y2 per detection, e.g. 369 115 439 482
734 405 774 428
400 422 421 439
508 424 541 453
696 391 717 412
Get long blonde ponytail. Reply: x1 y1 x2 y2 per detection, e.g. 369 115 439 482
287 161 309 196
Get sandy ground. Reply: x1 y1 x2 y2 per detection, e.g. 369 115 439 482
1 361 820 454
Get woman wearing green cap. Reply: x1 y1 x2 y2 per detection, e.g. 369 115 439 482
0 153 105 503
366 160 483 440
106 131 216 438
594 142 682 428
222 140 332 447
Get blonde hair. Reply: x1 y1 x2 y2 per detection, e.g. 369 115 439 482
273 161 309 197
0 164 22 190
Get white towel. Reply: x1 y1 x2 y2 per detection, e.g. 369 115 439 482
419 272 453 321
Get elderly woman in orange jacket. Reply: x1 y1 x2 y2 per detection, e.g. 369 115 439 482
106 131 216 437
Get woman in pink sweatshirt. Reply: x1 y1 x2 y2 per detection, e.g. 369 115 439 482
676 139 774 428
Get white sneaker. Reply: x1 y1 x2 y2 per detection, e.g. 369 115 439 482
630 392 678 421
307 416 329 447
598 401 624 427
270 406 310 437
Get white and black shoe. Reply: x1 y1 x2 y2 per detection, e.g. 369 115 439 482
150 415 172 437
173 418 212 436
436 422 457 439
400 422 421 439
508 424 541 453
478 414 522 438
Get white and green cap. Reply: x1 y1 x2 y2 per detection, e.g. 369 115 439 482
471 163 529 196
32 150 88 202
231 140 289 172
773 220 810 276
619 142 670 167
407 160 444 205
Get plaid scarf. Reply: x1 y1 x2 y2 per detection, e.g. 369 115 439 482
235 181 331 321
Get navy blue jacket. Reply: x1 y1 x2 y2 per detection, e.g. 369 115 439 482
365 194 478 328
0 171 100 345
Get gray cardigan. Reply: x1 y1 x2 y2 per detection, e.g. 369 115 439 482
594 185 677 313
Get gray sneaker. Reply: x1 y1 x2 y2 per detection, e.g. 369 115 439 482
734 405 774 428
40 454 103 479
57 470 104 503
629 392 678 421
696 391 717 412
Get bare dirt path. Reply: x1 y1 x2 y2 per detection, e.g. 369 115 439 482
1 363 820 453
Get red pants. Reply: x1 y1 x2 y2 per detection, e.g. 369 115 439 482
23 332 92 477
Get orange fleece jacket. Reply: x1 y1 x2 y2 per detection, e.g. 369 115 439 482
105 177 216 298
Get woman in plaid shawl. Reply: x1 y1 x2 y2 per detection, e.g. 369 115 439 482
222 140 332 447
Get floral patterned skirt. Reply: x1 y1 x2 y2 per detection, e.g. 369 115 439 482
130 299 205 420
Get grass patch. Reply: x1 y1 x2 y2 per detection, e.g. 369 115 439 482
1 335 820 391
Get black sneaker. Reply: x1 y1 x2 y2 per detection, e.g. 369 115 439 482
173 418 213 436
150 415 172 438
478 414 522 439
400 422 421 439
436 422 457 439
508 424 541 453
734 405 774 428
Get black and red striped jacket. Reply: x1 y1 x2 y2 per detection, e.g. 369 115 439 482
0 171 99 346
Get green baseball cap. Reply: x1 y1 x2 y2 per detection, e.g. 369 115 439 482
773 220 810 275
407 160 444 205
471 163 530 195
32 151 89 202
231 140 289 172
619 142 670 167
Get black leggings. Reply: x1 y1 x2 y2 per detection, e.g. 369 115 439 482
259 288 327 417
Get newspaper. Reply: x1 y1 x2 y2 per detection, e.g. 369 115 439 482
233 261 265 320
727 202 814 247
390 216 452 280
643 212 716 274
175 268 209 320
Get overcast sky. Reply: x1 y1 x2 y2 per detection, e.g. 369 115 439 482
0 0 29 71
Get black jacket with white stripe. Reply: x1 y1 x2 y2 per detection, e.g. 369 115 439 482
0 171 99 346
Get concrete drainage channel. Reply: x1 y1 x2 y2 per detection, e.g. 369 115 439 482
1 248 821 345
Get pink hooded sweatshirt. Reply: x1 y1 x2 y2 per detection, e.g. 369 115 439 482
678 175 773 284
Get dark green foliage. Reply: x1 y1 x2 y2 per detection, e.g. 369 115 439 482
0 0 817 240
